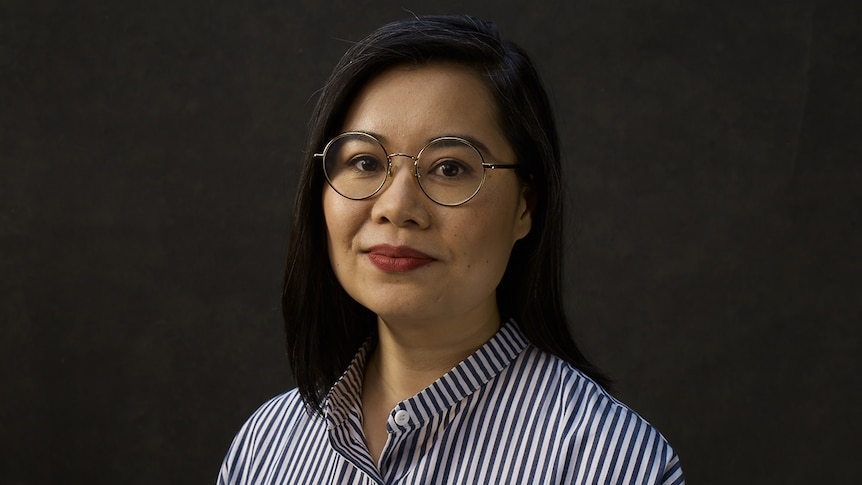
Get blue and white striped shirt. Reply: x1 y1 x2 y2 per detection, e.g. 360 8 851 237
218 320 684 484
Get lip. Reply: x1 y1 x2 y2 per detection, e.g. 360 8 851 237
366 244 435 272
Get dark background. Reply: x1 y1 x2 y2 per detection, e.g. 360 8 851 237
2 0 860 483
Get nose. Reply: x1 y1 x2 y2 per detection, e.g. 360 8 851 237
370 155 431 228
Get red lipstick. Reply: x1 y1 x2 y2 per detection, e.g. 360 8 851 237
366 245 434 272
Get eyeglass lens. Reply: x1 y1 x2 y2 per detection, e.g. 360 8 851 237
322 133 486 205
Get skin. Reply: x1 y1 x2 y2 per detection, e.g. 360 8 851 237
322 62 532 464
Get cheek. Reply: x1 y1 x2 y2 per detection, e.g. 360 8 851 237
477 189 527 244
323 189 367 253
454 210 518 268
323 191 349 255
322 186 342 225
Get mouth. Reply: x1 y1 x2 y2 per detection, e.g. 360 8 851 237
365 244 435 272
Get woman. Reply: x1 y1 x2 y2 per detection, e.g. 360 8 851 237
219 15 683 484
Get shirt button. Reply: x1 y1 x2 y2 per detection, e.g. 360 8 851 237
394 409 411 427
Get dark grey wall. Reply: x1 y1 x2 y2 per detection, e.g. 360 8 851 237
2 1 859 483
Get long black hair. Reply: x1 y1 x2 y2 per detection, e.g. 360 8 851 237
283 15 608 414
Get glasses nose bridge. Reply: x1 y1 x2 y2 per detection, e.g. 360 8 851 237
386 152 420 177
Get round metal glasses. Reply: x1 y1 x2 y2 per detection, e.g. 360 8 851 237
315 131 520 206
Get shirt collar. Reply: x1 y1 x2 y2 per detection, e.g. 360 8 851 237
323 319 529 430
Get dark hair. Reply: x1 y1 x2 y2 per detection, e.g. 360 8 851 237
283 14 608 414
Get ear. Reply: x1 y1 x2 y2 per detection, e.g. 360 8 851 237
513 185 534 242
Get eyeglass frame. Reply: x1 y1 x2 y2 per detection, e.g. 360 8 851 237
314 131 521 206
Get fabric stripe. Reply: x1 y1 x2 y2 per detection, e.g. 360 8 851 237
217 320 684 484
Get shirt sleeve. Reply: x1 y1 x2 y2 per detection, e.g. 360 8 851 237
217 409 256 485
661 452 685 485
557 375 685 484
216 393 295 485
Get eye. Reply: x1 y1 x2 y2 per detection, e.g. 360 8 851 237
347 155 384 173
430 159 471 178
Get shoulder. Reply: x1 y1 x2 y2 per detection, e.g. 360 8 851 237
229 389 305 434
218 389 326 484
509 345 685 484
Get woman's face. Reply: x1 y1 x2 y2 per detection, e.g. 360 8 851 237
323 62 532 328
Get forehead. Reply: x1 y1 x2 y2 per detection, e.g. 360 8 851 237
339 62 511 158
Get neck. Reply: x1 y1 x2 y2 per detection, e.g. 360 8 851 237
365 307 501 403
359 306 501 464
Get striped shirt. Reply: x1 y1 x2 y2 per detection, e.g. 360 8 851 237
218 320 684 484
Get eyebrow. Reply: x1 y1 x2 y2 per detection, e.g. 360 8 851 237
362 131 496 159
